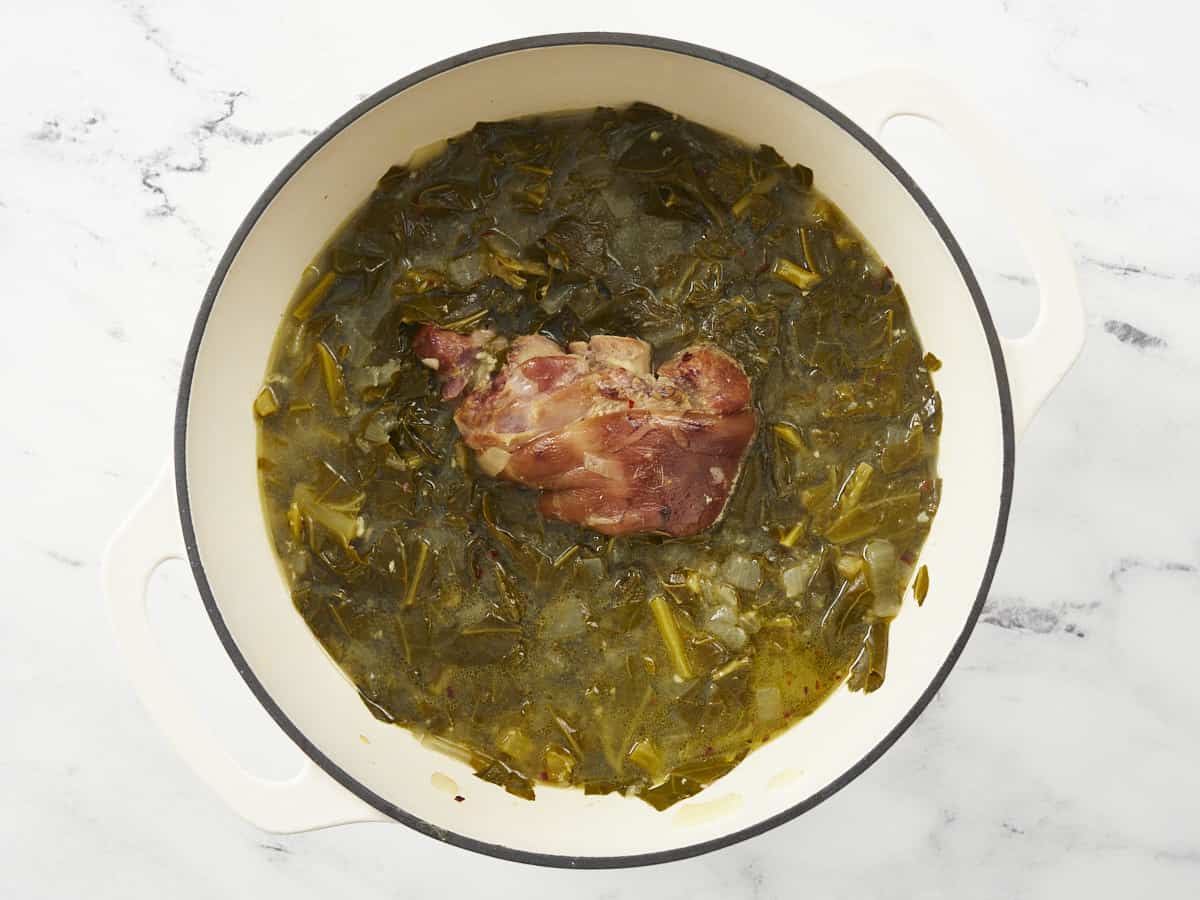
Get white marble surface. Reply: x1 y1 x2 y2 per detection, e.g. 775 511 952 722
4 0 1199 895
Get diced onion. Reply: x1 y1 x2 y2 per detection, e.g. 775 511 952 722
705 614 748 650
722 554 762 591
863 539 901 620
708 605 737 626
755 686 782 722
781 557 818 599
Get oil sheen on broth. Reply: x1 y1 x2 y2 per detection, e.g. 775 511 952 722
255 104 941 809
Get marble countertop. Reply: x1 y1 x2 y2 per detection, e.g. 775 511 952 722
4 0 1198 896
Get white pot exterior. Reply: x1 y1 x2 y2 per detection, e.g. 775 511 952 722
173 37 1025 864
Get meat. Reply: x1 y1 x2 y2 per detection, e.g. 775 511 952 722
412 327 507 400
415 325 757 537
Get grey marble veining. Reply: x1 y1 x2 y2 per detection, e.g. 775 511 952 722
3 0 1198 897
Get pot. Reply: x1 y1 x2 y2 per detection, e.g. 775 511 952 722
103 34 1084 867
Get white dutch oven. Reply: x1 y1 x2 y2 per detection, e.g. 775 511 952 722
103 35 1084 867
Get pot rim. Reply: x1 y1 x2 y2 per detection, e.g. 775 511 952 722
175 31 1015 869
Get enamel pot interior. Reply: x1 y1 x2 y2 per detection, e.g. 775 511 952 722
178 36 1011 865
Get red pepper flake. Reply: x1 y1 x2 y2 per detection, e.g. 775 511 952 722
703 744 714 757
489 549 499 559
446 686 456 699
539 770 549 781
454 795 465 802
803 685 809 695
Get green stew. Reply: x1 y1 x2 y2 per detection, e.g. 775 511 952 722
256 104 941 809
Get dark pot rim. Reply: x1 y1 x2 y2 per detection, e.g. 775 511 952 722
175 31 1014 870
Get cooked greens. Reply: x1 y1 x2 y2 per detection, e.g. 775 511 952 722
256 104 940 809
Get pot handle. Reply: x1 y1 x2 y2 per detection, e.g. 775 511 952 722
821 69 1085 438
102 467 389 832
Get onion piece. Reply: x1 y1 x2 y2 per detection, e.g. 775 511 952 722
781 555 820 599
863 538 901 620
755 686 782 722
722 553 762 591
